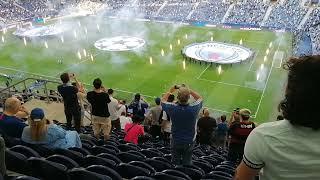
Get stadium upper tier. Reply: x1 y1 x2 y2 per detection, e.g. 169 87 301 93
0 0 319 55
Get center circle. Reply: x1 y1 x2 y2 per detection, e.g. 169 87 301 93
94 36 145 51
183 41 253 64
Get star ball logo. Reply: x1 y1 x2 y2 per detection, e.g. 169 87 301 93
94 36 145 51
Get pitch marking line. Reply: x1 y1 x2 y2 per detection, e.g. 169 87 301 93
196 64 210 79
253 36 283 118
248 50 260 71
197 78 261 91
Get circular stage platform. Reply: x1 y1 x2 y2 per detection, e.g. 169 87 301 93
13 24 65 38
94 36 145 51
182 41 253 64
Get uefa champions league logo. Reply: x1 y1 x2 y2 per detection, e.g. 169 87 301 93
94 36 145 51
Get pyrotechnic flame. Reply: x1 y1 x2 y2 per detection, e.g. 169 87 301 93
161 49 165 56
149 57 153 64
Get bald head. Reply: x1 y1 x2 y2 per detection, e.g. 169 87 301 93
177 87 190 105
4 97 21 115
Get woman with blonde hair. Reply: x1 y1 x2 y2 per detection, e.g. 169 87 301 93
21 108 81 149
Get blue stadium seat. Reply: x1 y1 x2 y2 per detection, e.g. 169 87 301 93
5 149 29 175
68 147 91 156
162 169 192 180
86 165 122 180
174 166 205 180
54 148 84 165
215 165 235 175
152 172 186 180
144 159 173 172
27 157 68 180
130 176 155 180
158 147 171 154
12 176 41 180
22 143 55 157
68 168 111 180
97 153 122 164
129 161 157 174
151 157 171 164
10 145 41 158
206 170 233 179
117 152 145 163
118 144 140 152
193 160 214 173
91 146 117 155
127 150 147 159
116 163 151 179
163 154 172 161
140 149 162 158
103 144 120 153
83 155 116 169
46 154 79 169
200 156 219 166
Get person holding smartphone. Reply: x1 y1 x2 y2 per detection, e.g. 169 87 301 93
57 73 82 132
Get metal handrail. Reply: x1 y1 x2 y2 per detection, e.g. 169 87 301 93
0 77 92 121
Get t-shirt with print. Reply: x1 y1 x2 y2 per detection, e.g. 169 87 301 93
243 120 320 180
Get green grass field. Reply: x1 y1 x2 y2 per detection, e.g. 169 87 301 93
0 17 292 123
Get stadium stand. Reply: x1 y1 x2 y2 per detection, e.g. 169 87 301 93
0 0 320 179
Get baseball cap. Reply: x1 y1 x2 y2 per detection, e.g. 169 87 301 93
239 108 251 117
30 108 45 122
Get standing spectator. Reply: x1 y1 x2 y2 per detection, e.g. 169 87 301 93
21 108 82 149
161 85 203 165
216 115 228 150
161 94 175 145
128 93 149 117
124 115 145 145
87 78 111 141
107 89 121 131
118 100 127 117
145 97 162 139
120 112 132 130
72 82 86 126
0 97 27 138
197 108 217 146
228 109 255 163
0 136 6 176
235 56 320 180
57 73 81 132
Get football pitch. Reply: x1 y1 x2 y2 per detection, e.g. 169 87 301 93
0 16 292 123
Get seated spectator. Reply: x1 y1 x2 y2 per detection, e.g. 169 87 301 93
0 97 27 138
145 97 162 139
161 94 175 145
124 115 145 144
0 136 5 176
228 108 255 164
120 112 132 130
21 108 82 149
235 56 320 180
128 93 149 117
197 108 217 146
216 115 228 150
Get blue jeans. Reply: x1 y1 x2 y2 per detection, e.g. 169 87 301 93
171 141 194 165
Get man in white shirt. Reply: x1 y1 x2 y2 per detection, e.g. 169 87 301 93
119 112 132 129
107 89 120 131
